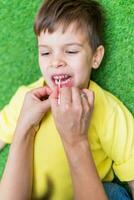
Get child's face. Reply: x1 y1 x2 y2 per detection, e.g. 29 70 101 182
38 23 96 89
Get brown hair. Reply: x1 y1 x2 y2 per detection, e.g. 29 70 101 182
34 0 104 51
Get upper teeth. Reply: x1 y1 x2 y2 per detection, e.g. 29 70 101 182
53 74 69 80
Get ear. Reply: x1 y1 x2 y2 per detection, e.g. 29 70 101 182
92 45 105 69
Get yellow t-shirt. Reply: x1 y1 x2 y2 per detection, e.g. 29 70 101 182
0 77 134 200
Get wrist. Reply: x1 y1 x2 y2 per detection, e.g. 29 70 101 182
13 125 36 143
63 136 89 152
63 138 91 164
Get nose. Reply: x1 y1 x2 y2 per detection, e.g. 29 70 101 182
51 53 66 68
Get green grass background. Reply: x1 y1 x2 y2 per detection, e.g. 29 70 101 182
0 0 134 180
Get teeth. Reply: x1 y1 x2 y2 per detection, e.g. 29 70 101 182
64 75 68 78
53 74 69 80
55 79 60 85
54 77 71 85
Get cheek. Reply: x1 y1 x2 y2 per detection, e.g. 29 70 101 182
73 59 91 85
39 57 47 72
38 56 43 69
74 57 91 75
75 67 89 81
39 56 45 67
38 60 48 80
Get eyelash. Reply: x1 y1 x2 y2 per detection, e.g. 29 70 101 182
40 53 49 56
66 51 79 54
40 51 79 56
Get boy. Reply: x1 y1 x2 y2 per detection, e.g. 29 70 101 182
0 0 134 199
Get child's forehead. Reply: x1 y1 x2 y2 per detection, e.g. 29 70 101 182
38 27 88 48
57 21 85 33
40 22 88 41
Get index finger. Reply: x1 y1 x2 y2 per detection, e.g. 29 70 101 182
32 86 52 100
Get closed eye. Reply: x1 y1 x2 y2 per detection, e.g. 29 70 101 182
66 51 79 54
40 51 79 56
40 52 50 56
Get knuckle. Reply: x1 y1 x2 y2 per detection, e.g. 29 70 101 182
62 103 70 112
25 90 34 100
74 105 83 114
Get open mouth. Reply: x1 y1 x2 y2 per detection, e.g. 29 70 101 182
51 74 72 87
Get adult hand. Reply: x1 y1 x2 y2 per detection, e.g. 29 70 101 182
50 87 94 146
16 86 52 135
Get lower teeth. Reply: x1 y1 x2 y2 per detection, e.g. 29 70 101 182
55 78 70 85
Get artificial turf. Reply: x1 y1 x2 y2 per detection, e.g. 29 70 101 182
0 0 134 182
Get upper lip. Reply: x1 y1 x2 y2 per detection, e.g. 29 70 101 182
51 73 71 81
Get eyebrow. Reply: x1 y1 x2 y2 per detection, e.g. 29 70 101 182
38 43 83 48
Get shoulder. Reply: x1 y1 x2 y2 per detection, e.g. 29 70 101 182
24 77 45 90
89 80 132 118
8 77 45 111
11 77 45 100
0 77 45 143
89 80 134 140
90 81 134 160
17 76 45 93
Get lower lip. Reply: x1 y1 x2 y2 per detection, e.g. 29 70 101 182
52 77 73 88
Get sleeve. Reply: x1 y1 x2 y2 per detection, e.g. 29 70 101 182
0 77 44 144
100 100 134 181
0 86 28 144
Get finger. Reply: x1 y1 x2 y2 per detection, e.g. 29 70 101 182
50 86 59 108
60 87 72 104
72 87 81 106
82 89 95 112
80 92 90 111
41 98 51 112
32 86 52 100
